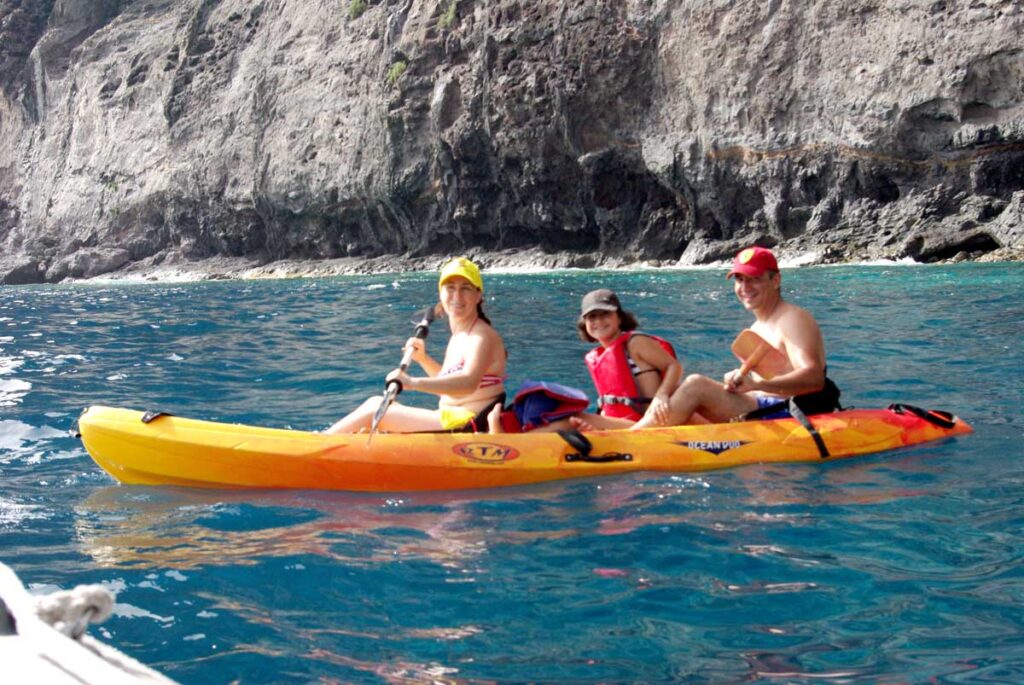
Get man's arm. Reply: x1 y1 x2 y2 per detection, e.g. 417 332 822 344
729 306 826 397
754 307 826 396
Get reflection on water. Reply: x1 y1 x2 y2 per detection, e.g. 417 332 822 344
75 448 952 575
75 487 500 570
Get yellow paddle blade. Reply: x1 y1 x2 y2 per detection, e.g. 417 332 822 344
731 329 789 380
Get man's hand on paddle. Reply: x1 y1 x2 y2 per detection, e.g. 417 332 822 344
723 368 758 394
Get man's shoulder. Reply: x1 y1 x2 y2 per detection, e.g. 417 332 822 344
768 302 822 343
777 300 819 325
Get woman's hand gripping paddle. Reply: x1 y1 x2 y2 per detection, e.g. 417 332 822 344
730 329 789 381
367 305 438 444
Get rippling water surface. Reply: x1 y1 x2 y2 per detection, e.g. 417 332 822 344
2 264 1023 683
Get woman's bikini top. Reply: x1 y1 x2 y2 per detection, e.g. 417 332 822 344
439 360 506 388
439 319 506 388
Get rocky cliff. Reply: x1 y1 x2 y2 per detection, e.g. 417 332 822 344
1 0 1022 283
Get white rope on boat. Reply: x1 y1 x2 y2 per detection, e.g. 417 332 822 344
1 562 178 684
34 584 114 639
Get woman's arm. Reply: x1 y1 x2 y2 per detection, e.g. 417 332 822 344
405 337 442 377
396 329 499 396
631 336 684 425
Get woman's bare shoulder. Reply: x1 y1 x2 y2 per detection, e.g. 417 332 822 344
629 332 671 356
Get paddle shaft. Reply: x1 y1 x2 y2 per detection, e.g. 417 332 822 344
368 308 435 439
378 344 417 412
738 341 771 377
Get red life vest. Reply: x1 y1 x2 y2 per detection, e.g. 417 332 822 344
584 332 676 421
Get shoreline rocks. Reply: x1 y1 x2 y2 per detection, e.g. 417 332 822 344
49 239 1024 286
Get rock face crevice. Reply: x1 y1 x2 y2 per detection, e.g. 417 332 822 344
1 0 1022 283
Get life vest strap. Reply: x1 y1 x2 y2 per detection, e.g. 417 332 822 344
597 395 650 412
788 399 830 459
740 399 830 458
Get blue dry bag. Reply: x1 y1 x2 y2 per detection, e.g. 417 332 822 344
509 380 590 432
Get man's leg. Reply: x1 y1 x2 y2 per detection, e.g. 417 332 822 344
646 374 759 426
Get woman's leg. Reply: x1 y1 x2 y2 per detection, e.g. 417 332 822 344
324 397 445 434
324 396 382 434
486 404 508 433
566 412 635 431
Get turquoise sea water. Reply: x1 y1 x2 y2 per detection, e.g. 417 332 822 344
1 263 1023 683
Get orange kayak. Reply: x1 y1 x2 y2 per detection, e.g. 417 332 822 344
78 404 972 493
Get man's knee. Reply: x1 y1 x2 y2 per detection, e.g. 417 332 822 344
680 373 715 393
679 373 700 389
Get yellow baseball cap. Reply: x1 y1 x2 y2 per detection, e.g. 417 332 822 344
438 256 483 292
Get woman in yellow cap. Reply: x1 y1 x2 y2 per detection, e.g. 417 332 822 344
325 257 507 434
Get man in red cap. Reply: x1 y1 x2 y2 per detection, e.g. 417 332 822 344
631 246 840 428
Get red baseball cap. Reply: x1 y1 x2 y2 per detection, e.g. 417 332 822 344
727 246 779 278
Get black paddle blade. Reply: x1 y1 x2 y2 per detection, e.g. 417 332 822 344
410 304 438 340
369 385 399 436
410 304 438 326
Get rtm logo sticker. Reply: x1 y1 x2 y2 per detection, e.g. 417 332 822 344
676 440 749 455
454 442 520 464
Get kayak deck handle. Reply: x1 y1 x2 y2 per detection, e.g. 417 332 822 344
887 404 957 429
557 429 632 463
565 452 633 463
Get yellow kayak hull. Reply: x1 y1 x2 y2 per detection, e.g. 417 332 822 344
78 405 973 493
